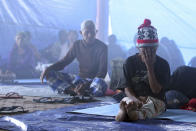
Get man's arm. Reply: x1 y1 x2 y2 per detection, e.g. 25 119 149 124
96 46 108 78
123 60 141 102
48 42 77 71
147 67 162 94
40 43 77 83
144 49 163 94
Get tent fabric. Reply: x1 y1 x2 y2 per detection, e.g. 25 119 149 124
0 0 96 58
109 0 196 64
0 101 196 131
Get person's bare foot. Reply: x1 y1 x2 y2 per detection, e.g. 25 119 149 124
127 110 139 121
126 101 138 113
125 100 141 121
115 101 127 121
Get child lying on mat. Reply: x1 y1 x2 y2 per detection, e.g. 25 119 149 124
116 19 170 121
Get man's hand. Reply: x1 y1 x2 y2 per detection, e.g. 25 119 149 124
40 67 50 83
74 83 86 95
142 48 156 69
140 47 162 94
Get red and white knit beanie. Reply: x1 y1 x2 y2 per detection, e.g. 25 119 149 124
136 19 159 48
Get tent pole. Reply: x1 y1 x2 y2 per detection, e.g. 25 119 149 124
96 0 109 43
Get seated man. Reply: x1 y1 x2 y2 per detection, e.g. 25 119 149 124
115 19 170 121
40 20 108 96
8 32 41 79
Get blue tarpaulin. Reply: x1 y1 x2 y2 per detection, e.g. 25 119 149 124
0 101 196 131
71 103 196 123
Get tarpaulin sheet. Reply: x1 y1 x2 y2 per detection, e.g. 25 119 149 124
14 79 45 83
0 101 196 131
71 103 196 123
0 0 96 58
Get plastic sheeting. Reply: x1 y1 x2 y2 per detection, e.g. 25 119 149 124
0 101 196 131
109 0 196 64
0 0 96 58
71 103 196 123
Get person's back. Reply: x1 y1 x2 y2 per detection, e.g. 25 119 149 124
188 56 196 67
170 66 196 98
165 66 196 109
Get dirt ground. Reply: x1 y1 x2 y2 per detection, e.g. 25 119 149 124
0 94 75 117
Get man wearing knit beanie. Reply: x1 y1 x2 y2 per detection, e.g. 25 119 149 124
116 19 170 121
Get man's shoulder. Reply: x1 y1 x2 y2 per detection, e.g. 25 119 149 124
71 40 82 48
73 40 81 45
94 39 107 49
124 54 138 65
156 55 169 65
126 54 138 61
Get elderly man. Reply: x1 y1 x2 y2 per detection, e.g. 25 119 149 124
40 20 108 96
115 19 170 121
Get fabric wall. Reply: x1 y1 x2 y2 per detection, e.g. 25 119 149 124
109 0 196 64
0 0 96 58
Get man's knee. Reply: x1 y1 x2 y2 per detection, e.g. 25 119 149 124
90 78 108 96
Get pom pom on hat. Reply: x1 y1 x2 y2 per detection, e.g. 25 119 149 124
138 19 151 29
136 19 159 48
